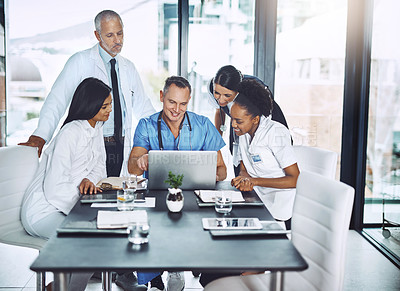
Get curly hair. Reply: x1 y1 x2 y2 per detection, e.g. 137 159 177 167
234 79 273 118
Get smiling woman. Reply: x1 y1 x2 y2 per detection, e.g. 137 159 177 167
20 77 111 290
230 79 299 229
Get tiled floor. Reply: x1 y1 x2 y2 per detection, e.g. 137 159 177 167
1 230 400 291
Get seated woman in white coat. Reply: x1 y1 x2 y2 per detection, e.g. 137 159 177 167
21 77 111 291
230 79 300 230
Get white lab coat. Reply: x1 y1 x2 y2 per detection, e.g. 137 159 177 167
33 44 156 175
235 116 297 221
21 120 107 233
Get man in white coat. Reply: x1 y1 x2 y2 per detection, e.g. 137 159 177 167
19 10 155 179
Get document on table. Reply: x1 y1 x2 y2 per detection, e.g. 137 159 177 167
97 210 147 229
91 197 156 208
194 190 245 203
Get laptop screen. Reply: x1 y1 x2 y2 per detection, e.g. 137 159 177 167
147 150 217 190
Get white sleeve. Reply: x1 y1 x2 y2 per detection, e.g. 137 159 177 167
130 64 156 119
269 126 297 169
33 53 83 143
43 128 80 215
86 129 107 184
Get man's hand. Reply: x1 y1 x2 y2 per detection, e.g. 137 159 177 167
136 154 149 171
79 178 101 195
18 135 46 157
231 176 255 192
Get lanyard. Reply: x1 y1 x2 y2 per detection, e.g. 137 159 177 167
157 111 192 150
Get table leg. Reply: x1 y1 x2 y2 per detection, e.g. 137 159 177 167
102 272 112 291
36 271 46 291
269 271 284 291
53 272 68 291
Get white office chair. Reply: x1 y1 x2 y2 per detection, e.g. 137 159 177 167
293 145 338 179
204 171 355 291
0 145 46 291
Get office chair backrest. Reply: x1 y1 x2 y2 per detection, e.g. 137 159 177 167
204 171 355 291
293 145 338 179
0 145 45 249
285 171 355 291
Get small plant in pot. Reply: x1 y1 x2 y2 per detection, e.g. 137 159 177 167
164 171 184 212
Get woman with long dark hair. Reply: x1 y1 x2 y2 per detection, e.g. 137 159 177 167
21 77 111 290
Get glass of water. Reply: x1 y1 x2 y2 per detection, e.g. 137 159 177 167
128 216 150 245
214 192 232 214
118 175 137 211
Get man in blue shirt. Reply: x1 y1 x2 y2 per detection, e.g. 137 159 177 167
128 76 227 291
129 76 227 181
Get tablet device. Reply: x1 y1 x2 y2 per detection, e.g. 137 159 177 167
202 218 262 230
80 192 146 204
148 150 217 190
209 220 290 236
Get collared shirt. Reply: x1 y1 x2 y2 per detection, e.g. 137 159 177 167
236 115 297 221
134 111 226 151
21 120 107 236
98 46 127 137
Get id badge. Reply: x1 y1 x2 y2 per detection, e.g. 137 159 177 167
251 154 262 164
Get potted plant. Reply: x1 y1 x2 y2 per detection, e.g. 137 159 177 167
164 171 184 212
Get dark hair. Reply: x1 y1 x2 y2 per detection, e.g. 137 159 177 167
94 10 123 33
62 78 111 127
163 76 192 95
213 65 243 92
234 79 273 118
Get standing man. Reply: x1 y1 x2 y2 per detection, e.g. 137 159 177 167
19 10 155 178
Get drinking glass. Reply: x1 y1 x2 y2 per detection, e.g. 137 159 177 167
127 216 150 245
118 175 137 211
214 192 232 214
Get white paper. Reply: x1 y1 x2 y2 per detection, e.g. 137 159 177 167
91 197 156 208
97 210 147 229
194 190 245 203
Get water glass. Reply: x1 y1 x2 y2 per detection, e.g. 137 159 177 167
118 176 137 211
214 192 233 214
127 219 150 245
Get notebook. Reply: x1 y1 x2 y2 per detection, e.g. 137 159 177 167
147 150 217 190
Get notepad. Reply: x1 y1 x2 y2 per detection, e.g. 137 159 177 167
194 190 245 203
97 210 147 229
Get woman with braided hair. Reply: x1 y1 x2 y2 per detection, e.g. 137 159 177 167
230 79 299 230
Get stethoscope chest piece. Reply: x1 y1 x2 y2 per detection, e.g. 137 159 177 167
220 124 227 132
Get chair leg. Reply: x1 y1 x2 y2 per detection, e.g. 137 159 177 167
36 271 46 291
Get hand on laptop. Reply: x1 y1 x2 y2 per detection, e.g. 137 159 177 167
136 154 149 171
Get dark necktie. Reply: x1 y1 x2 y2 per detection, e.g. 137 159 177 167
110 58 122 143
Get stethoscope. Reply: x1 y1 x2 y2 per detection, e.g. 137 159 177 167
215 92 239 133
157 111 192 150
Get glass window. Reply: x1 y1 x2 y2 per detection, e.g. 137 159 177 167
364 0 400 231
275 0 348 179
187 0 255 120
6 0 176 145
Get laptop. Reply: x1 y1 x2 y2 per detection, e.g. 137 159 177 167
147 150 217 190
